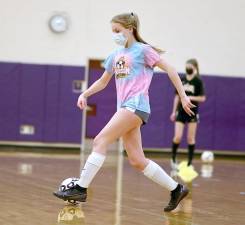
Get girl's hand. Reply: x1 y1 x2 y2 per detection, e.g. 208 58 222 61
170 112 176 122
77 94 87 110
180 95 196 116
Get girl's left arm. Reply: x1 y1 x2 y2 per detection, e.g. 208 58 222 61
155 58 195 116
189 96 206 102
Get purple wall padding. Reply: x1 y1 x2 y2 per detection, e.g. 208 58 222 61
0 61 244 151
0 62 20 140
237 80 245 150
57 66 84 143
0 62 85 144
196 76 217 150
141 74 245 152
86 68 117 138
141 73 173 148
43 66 60 142
212 77 245 151
86 70 245 152
18 64 46 141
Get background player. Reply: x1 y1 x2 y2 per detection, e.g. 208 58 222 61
170 59 206 169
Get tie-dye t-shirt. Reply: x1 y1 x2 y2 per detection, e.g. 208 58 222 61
103 42 160 113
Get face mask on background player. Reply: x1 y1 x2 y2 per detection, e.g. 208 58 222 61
186 67 194 75
112 32 128 46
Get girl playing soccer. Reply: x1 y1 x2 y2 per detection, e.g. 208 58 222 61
54 12 195 212
170 59 206 170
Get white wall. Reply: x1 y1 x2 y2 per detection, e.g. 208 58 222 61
0 0 89 65
0 0 244 77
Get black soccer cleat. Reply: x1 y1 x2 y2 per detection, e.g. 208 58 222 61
164 184 189 212
53 184 87 202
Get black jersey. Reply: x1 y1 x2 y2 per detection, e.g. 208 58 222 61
176 75 205 113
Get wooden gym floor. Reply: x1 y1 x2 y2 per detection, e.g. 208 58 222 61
0 150 244 225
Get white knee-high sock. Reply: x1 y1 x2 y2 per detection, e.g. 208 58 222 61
143 160 178 191
78 152 106 188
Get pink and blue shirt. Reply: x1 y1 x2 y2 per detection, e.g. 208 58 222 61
103 42 160 113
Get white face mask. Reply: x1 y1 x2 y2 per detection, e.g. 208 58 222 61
112 32 127 46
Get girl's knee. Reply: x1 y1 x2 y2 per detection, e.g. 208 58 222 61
187 136 195 144
173 136 182 143
93 135 108 154
128 156 147 171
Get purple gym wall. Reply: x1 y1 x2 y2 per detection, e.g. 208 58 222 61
86 68 117 138
141 73 245 152
0 62 244 152
0 62 84 143
86 70 245 152
0 62 20 141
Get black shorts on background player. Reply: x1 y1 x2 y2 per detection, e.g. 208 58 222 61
176 109 199 123
176 76 204 124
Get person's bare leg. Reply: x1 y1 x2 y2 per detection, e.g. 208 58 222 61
123 126 177 191
122 125 188 212
187 122 197 166
171 122 185 166
54 109 142 201
78 108 142 188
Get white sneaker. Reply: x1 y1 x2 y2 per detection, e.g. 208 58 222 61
170 169 178 178
170 159 179 171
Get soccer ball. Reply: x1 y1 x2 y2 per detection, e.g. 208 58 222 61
201 151 214 163
59 177 79 192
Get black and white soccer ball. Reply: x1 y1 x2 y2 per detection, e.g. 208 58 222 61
59 177 79 192
201 151 214 163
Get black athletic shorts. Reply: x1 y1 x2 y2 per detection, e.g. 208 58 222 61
176 110 199 123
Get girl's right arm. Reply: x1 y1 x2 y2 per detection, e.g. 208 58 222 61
155 58 195 116
77 71 113 110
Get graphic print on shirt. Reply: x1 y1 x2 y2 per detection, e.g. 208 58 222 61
115 56 130 79
183 83 195 94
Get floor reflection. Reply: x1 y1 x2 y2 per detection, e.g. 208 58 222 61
164 182 193 225
0 151 244 225
17 163 33 175
57 204 86 225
